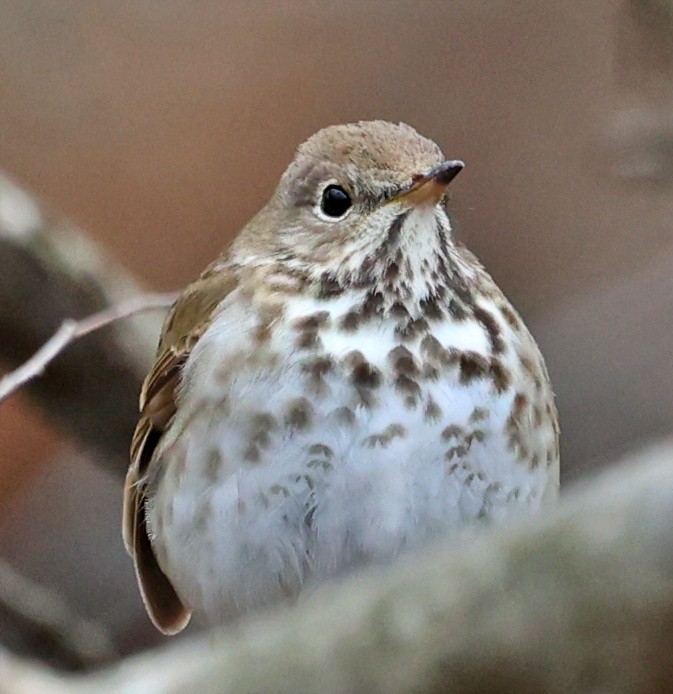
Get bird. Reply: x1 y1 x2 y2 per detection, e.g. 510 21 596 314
123 120 560 635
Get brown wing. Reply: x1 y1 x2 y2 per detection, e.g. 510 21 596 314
123 265 237 634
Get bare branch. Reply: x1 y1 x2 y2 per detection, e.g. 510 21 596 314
0 293 176 405
0 174 172 474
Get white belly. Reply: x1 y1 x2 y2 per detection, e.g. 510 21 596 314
146 292 556 624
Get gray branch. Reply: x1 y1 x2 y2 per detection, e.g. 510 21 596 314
0 174 165 475
2 447 673 692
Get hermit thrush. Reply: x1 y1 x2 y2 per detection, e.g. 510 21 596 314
123 121 559 634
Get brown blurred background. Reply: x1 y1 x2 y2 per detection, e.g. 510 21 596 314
1 0 673 664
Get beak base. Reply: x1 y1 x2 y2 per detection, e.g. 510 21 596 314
392 160 464 206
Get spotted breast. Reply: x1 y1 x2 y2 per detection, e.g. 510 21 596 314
123 120 559 634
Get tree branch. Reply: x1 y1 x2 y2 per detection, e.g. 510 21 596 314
0 174 170 475
3 447 673 691
0 293 176 404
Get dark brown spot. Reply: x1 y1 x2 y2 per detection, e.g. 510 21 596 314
420 334 444 361
465 429 486 446
510 393 528 425
384 210 410 248
422 363 440 380
307 458 334 471
363 434 384 448
308 443 333 458
361 292 384 320
363 423 408 448
442 424 465 441
489 359 511 393
384 262 400 282
388 345 419 377
345 351 382 388
250 429 271 448
296 474 315 490
285 397 314 430
204 448 223 483
442 347 462 368
519 352 542 389
395 374 421 400
296 330 322 350
293 311 330 331
395 317 429 342
445 444 468 460
318 274 344 298
500 304 521 330
421 339 463 374
447 299 470 321
474 306 505 354
301 356 333 397
533 405 543 427
353 387 377 410
419 295 444 321
304 505 316 528
353 362 382 388
459 352 490 384
254 302 285 344
243 443 261 463
469 407 488 423
270 484 290 497
254 322 271 343
340 311 360 332
390 302 410 319
424 396 442 422
252 412 279 431
386 423 407 438
302 356 334 379
333 406 356 426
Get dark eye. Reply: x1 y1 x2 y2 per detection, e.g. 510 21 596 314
320 185 352 218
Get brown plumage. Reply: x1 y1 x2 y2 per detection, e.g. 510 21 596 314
123 121 559 634
124 265 236 632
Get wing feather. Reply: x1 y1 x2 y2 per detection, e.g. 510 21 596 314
123 265 237 634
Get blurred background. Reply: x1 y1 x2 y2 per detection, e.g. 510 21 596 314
1 0 672 669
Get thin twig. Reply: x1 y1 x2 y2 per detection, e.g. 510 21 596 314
0 292 176 405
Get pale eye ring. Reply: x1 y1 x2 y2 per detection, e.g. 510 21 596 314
318 184 352 219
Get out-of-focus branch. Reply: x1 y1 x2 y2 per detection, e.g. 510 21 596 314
0 293 176 404
602 0 673 186
0 559 117 672
0 174 169 475
617 0 673 87
3 447 673 692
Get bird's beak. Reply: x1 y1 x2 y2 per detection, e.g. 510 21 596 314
390 160 465 206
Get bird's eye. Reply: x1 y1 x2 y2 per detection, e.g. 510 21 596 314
320 185 352 218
